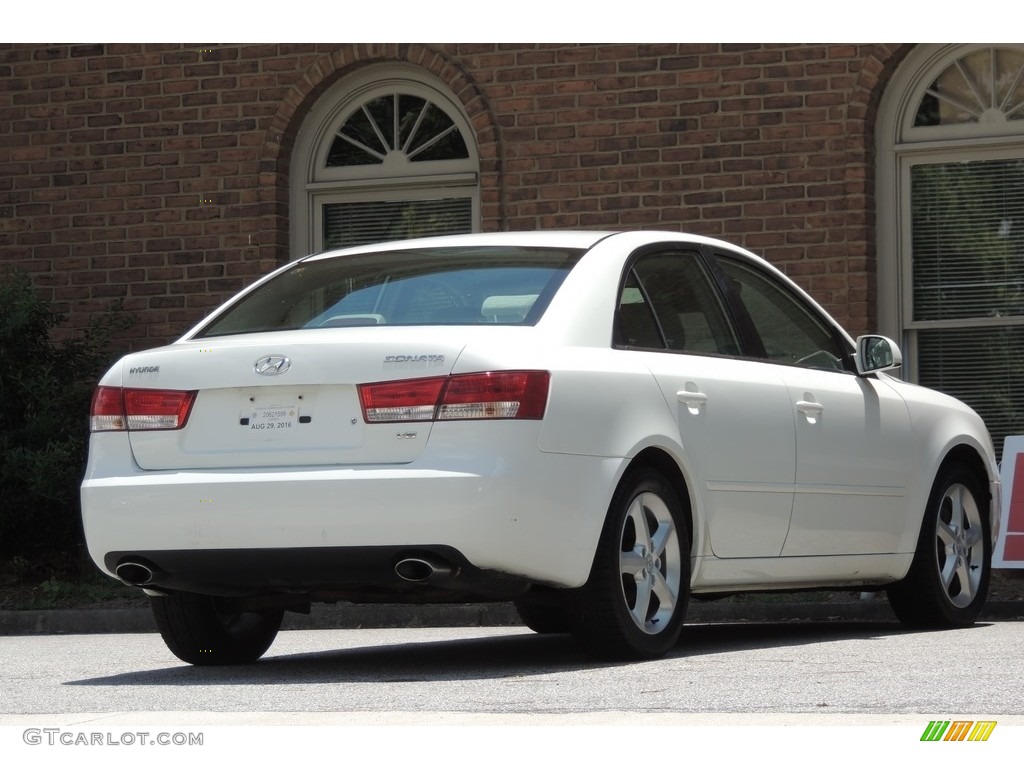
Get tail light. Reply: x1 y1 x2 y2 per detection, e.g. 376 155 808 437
359 371 550 423
90 386 198 432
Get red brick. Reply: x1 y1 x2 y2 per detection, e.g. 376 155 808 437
0 42 896 346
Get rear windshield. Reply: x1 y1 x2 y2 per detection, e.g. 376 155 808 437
195 246 584 338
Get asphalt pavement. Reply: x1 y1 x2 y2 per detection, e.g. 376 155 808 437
2 595 1022 636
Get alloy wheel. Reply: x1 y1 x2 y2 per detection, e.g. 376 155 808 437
618 491 683 635
935 482 985 609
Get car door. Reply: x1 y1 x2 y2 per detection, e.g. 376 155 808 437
715 254 913 556
616 247 796 559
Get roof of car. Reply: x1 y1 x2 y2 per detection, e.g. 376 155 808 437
301 230 754 262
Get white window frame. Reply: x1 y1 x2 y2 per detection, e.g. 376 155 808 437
289 64 481 259
877 44 1024 458
877 44 1024 360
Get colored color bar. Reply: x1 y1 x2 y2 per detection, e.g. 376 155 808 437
945 721 974 741
921 721 949 741
968 721 997 741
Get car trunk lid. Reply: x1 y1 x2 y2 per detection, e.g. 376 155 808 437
121 329 463 470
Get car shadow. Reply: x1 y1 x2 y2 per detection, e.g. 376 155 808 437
64 619 986 688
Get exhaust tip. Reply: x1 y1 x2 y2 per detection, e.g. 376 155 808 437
115 561 154 587
395 557 455 583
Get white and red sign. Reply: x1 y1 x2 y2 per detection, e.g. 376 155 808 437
994 436 1024 568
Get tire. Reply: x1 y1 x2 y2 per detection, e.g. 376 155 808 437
571 468 690 660
514 596 570 634
150 592 283 666
887 465 991 628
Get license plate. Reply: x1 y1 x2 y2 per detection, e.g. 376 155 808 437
248 405 297 434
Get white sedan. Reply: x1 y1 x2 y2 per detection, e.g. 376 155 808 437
81 231 1001 663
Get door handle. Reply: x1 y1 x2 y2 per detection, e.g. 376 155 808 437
796 399 824 424
677 389 708 414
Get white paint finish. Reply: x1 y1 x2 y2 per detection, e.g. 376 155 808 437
640 351 797 558
779 366 915 555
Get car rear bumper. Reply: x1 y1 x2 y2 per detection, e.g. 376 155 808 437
99 545 534 603
81 432 621 594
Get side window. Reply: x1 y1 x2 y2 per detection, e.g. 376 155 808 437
717 256 846 371
615 271 664 349
615 250 739 355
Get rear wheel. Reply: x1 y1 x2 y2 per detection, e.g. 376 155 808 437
571 468 690 660
513 596 570 634
150 592 283 665
887 465 991 627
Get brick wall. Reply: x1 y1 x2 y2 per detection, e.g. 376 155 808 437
0 43 906 349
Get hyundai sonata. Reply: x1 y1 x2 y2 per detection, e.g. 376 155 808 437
81 231 1001 663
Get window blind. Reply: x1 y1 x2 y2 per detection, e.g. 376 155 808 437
911 158 1024 458
917 326 1024 459
323 197 473 250
911 159 1024 322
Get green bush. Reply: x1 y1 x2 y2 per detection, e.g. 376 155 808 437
0 270 134 567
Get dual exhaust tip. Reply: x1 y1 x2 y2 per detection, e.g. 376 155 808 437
394 556 457 583
116 556 457 588
115 561 155 587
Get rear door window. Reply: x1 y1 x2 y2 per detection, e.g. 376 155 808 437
616 249 740 355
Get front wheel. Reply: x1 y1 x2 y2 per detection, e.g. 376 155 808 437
571 468 690 660
150 592 283 666
887 465 991 627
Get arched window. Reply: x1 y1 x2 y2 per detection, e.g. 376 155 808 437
877 45 1024 458
290 65 480 258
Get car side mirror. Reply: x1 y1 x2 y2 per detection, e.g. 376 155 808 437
855 335 903 376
